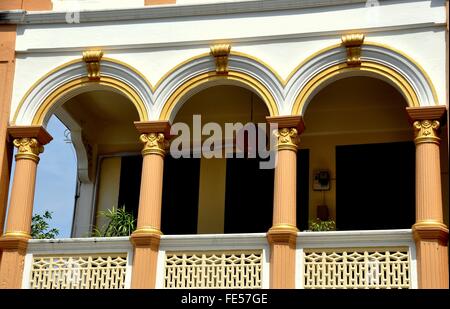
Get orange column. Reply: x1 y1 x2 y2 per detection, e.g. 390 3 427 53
130 121 170 289
266 116 304 289
0 126 52 288
407 106 448 289
0 25 16 237
1 0 53 244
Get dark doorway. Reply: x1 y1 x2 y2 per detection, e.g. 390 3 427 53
118 155 142 219
297 149 310 231
336 142 415 230
161 156 201 234
224 158 274 233
118 155 201 235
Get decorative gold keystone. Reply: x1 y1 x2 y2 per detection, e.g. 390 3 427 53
83 50 104 80
341 34 365 66
210 44 231 74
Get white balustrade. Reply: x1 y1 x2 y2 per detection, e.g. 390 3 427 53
22 237 133 289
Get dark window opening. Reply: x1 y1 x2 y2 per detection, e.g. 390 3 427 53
161 156 201 234
336 142 415 230
118 155 142 220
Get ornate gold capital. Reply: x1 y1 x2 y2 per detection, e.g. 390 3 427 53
413 120 440 145
140 133 168 156
210 44 231 74
341 33 365 66
83 50 104 80
13 138 44 162
274 128 300 151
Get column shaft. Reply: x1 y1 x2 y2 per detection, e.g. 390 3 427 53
130 121 170 289
136 153 164 230
273 149 297 226
266 116 304 289
415 142 443 222
6 158 38 234
0 127 51 289
407 107 448 289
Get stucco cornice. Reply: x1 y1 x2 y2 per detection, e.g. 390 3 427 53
2 0 378 25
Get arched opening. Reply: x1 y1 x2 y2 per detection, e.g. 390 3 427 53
16 116 78 238
301 76 416 230
159 71 279 122
36 89 142 237
160 85 275 234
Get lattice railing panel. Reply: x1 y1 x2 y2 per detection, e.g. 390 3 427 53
303 247 410 289
30 254 128 289
164 251 263 289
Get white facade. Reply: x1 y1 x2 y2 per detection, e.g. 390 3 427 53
7 0 447 127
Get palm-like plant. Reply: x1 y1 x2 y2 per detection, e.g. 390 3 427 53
308 218 336 231
92 206 136 237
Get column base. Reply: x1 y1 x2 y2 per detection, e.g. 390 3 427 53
267 225 298 288
412 222 449 289
0 234 30 288
130 229 162 289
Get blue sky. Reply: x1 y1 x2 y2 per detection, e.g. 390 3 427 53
9 116 77 238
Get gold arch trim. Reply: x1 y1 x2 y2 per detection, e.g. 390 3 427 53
363 41 438 104
291 61 420 116
32 76 148 125
159 71 279 120
14 41 438 125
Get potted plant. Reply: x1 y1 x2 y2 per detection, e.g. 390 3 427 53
91 206 136 237
308 218 336 231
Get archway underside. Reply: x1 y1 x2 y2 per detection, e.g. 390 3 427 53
291 62 420 116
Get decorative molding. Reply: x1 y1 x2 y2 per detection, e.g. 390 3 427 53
27 236 132 253
412 222 448 244
156 233 270 289
412 120 441 145
406 106 447 122
0 235 29 252
130 231 161 248
8 125 53 144
13 138 43 162
1 0 374 25
296 229 414 248
140 133 168 156
210 44 231 74
13 59 151 126
82 50 104 80
134 120 171 137
23 237 133 289
341 33 365 66
8 125 51 162
274 128 300 151
288 43 437 115
303 247 411 289
267 225 298 246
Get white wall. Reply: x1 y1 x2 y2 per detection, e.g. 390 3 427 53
10 0 448 122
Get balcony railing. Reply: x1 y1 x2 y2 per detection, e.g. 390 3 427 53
21 230 416 289
156 233 270 289
296 229 417 289
22 237 133 289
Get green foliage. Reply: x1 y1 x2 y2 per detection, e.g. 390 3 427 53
91 206 136 237
31 211 59 239
308 218 336 231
